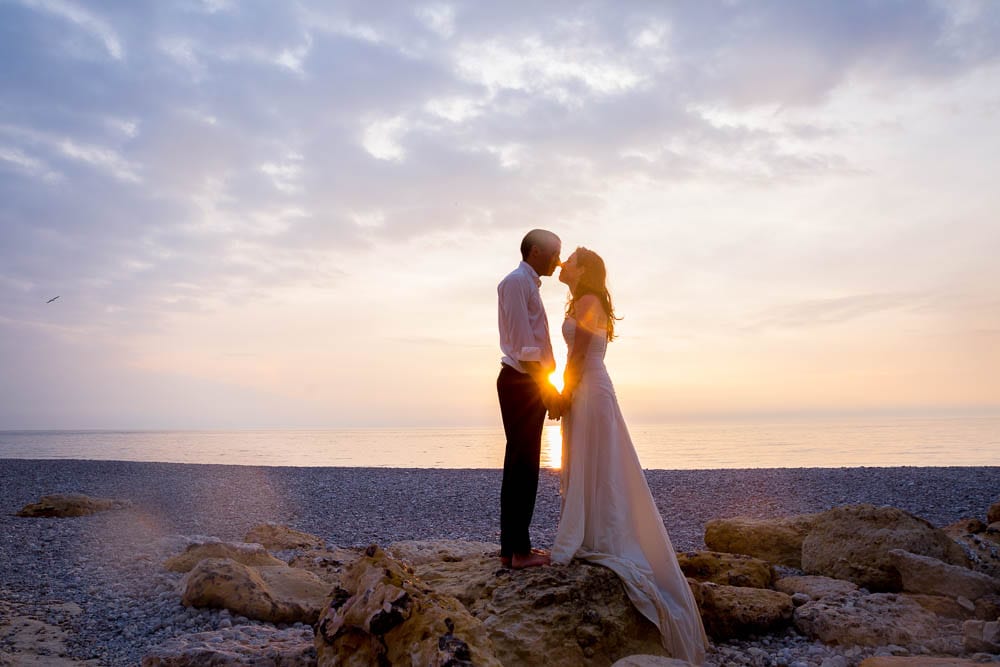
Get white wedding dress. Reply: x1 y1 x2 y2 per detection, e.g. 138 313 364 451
551 318 707 665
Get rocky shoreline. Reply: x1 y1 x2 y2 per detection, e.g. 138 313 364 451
1 460 999 665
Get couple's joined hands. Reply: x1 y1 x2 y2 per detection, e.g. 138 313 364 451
546 391 571 420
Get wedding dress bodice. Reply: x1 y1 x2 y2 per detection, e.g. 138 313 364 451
562 317 608 369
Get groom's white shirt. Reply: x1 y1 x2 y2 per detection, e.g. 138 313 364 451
498 260 555 375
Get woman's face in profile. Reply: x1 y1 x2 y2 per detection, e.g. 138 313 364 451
558 252 581 286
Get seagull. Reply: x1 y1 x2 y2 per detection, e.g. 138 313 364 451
46 296 60 303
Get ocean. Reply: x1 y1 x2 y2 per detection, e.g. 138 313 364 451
1 416 998 469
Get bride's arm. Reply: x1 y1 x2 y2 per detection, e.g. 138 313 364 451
562 295 602 403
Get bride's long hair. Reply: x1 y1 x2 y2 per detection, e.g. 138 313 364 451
566 247 620 342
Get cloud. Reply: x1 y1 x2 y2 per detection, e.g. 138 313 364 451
15 0 124 60
1 1 999 426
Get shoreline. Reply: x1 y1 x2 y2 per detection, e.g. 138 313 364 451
2 460 999 665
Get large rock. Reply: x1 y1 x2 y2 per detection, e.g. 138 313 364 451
244 524 326 551
800 504 968 591
181 558 330 624
689 581 793 639
387 540 675 665
16 493 131 518
794 591 954 650
888 549 1000 600
988 499 1000 525
676 551 774 589
164 541 285 573
774 575 858 600
703 514 817 567
315 545 502 667
141 626 315 666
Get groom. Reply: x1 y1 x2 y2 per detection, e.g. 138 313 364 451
496 229 563 569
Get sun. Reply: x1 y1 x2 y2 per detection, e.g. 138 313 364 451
549 364 564 392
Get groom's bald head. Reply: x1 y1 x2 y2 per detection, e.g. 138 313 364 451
521 229 561 277
520 229 560 260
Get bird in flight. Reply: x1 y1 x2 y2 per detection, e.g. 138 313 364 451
46 296 60 303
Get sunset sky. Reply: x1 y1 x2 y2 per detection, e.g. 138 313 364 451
1 1 999 429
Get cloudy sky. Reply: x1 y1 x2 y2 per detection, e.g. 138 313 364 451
1 0 999 429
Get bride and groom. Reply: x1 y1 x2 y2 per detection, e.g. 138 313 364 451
496 229 707 664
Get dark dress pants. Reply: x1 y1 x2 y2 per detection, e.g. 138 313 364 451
497 363 547 558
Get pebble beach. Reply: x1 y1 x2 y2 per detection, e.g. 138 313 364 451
2 459 999 666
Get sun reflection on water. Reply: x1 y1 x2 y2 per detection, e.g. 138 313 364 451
542 423 562 469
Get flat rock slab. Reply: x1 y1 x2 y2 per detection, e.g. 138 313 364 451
774 575 858 600
794 591 960 652
16 493 131 518
0 598 96 666
141 625 316 666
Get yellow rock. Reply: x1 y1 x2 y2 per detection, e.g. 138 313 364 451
676 550 774 589
181 557 330 624
244 523 326 551
163 542 284 573
16 493 131 518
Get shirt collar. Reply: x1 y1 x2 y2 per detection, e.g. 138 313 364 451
519 260 542 287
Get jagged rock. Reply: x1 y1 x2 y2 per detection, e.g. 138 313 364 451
287 547 363 586
774 575 858 600
386 540 674 665
163 541 285 573
794 591 955 649
387 539 501 566
888 549 1000 600
15 493 131 518
988 499 1000 525
244 524 326 551
389 541 688 665
611 656 695 667
800 504 968 591
181 558 330 624
689 581 793 639
860 658 985 666
703 514 817 567
963 619 1000 653
473 561 672 664
315 545 502 667
141 626 315 666
676 551 774 589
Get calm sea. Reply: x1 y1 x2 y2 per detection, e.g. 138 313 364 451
1 417 999 469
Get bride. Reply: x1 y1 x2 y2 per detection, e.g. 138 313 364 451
551 247 707 665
